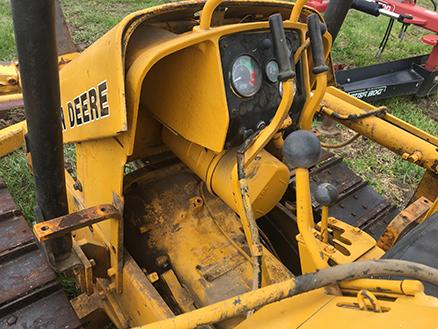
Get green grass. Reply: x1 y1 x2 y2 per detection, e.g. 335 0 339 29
60 0 167 49
0 1 15 61
0 0 436 215
0 149 35 222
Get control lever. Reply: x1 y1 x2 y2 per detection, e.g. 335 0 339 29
315 183 338 243
283 130 328 270
307 14 329 75
268 13 295 81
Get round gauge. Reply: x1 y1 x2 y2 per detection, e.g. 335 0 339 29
265 60 279 83
231 55 262 97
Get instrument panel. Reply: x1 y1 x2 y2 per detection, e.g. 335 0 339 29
219 30 300 148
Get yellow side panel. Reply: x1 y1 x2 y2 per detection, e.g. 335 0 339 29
59 27 127 142
141 40 229 152
236 289 336 328
236 289 438 329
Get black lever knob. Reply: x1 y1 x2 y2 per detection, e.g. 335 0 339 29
283 130 321 169
269 13 295 81
314 183 338 206
307 14 329 75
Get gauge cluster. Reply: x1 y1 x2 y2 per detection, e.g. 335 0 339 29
220 30 299 148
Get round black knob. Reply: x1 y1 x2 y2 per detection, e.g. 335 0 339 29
314 183 338 206
262 38 272 49
283 130 321 169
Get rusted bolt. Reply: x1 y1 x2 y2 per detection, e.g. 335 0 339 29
324 245 336 254
156 255 170 270
7 315 17 326
190 196 204 211
204 274 214 281
40 225 49 231
138 225 148 234
72 267 81 276
73 181 83 192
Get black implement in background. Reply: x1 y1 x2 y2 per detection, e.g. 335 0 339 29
336 55 438 103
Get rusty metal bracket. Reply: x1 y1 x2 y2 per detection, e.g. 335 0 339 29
33 204 121 242
377 197 432 251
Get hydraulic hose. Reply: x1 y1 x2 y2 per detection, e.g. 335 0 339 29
320 133 361 149
137 260 438 329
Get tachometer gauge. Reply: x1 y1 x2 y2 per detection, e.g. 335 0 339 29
231 55 262 97
265 60 279 83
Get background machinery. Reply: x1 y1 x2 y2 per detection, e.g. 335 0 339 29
311 0 438 103
0 0 438 328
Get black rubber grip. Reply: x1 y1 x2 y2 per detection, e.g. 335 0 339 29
307 14 328 75
268 13 295 81
351 0 381 16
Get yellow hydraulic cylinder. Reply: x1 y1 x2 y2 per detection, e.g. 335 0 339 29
162 128 290 219
322 87 438 173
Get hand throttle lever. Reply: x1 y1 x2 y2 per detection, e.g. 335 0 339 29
269 13 295 81
307 14 329 75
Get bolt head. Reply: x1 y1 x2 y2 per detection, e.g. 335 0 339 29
7 315 17 326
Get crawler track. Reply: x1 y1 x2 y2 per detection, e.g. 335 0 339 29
0 179 81 328
304 152 399 239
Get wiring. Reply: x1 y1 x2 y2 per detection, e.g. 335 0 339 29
320 132 361 149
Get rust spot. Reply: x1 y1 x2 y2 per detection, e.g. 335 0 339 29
233 296 242 305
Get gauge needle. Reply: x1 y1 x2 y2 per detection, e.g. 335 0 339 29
233 77 242 83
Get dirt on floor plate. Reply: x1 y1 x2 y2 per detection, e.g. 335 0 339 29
0 107 25 129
